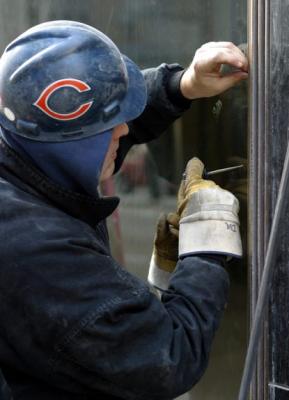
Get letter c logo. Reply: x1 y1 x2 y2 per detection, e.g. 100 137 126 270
34 78 93 121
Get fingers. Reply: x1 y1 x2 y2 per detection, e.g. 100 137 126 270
185 157 205 180
182 157 218 197
199 41 245 56
194 48 248 74
197 41 248 71
167 213 179 238
180 41 248 99
155 213 179 243
169 226 179 238
156 213 178 235
167 212 180 229
213 70 248 93
156 213 169 237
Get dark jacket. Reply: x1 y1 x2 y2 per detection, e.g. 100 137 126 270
0 369 13 400
0 64 229 400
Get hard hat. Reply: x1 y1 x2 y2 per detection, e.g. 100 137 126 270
0 20 147 142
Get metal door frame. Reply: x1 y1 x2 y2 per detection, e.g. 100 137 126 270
249 0 289 398
248 0 270 398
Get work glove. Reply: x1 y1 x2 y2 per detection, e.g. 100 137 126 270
178 157 242 258
148 159 213 291
148 212 180 291
148 157 242 291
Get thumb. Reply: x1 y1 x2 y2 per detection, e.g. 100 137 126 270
167 212 180 229
156 213 168 236
185 157 204 181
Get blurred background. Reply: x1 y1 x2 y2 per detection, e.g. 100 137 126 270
0 1 248 399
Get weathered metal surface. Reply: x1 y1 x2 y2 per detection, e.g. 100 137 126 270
247 0 270 398
268 0 289 398
249 0 289 399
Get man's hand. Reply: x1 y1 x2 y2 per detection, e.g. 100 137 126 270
180 42 248 99
148 158 242 291
178 157 242 258
148 213 180 291
177 158 217 216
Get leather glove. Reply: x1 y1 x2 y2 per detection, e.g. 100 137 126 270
178 157 242 258
147 169 191 291
148 212 179 291
148 157 242 291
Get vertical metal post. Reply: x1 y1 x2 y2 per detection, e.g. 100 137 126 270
246 0 289 398
247 0 270 398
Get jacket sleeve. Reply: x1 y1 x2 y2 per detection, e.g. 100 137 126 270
43 227 228 399
114 63 192 173
53 250 229 400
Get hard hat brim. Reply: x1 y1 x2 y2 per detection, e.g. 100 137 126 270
64 55 148 140
119 55 148 124
80 55 147 139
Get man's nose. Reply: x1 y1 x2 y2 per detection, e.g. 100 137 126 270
112 123 129 140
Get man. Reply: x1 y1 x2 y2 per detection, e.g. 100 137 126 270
0 21 247 399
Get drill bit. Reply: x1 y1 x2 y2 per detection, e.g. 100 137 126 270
204 164 244 178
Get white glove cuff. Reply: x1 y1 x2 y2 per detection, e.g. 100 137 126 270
179 217 242 257
179 188 242 257
148 253 172 291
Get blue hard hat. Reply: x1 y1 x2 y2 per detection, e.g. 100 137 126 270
0 20 147 142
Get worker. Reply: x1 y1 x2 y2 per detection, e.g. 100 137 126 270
0 20 247 400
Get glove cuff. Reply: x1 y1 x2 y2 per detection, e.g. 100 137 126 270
179 218 242 258
148 252 173 291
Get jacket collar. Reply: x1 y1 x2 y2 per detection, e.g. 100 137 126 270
0 139 119 227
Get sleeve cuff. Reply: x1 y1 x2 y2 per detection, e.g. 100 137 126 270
148 253 172 291
166 66 192 110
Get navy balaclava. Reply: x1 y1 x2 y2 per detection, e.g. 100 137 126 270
1 127 112 197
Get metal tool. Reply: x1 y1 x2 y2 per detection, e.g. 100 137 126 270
204 164 244 178
182 164 244 181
